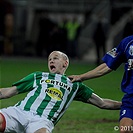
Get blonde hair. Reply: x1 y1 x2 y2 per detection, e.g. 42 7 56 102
51 51 69 69
61 51 69 69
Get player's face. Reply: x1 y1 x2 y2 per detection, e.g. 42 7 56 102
48 51 67 74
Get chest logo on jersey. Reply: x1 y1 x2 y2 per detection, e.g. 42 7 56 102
129 46 133 56
127 59 133 70
45 87 63 101
40 79 72 92
107 48 118 58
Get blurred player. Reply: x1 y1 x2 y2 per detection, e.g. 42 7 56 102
0 51 121 133
69 35 133 133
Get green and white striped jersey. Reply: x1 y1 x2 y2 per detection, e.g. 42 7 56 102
12 71 93 125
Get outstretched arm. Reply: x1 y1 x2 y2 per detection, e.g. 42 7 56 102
87 93 121 110
69 63 112 82
0 86 18 99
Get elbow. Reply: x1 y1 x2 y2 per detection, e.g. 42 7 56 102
98 103 108 109
4 95 12 99
98 101 121 110
0 87 17 99
0 94 11 99
97 71 105 77
97 63 112 77
96 99 111 110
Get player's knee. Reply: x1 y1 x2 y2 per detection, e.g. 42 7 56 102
120 118 133 133
0 113 6 132
34 128 50 133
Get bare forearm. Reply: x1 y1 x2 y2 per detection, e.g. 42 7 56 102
88 93 121 110
80 63 112 81
100 99 122 110
0 86 18 99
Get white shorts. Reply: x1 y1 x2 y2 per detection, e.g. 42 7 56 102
0 106 54 133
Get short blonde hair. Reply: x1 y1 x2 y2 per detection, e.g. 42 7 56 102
61 51 69 69
51 51 69 69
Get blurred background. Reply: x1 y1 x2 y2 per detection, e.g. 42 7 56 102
0 1 128 132
0 0 133 64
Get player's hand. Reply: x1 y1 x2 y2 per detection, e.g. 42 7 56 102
68 75 82 82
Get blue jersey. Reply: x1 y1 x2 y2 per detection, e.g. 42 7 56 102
102 35 133 94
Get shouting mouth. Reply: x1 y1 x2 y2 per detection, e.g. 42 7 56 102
50 65 56 71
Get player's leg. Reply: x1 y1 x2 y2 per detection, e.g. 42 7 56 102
34 128 51 133
26 116 53 133
119 117 133 133
119 94 133 133
0 113 6 132
0 107 27 133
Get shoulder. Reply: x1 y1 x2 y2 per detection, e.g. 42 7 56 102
32 71 50 76
74 82 93 91
116 35 133 52
121 35 133 46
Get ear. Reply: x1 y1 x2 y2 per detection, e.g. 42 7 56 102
63 60 68 68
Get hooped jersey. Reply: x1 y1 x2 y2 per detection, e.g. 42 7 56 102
12 72 93 125
102 35 133 94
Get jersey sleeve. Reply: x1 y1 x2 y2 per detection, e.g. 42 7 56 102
12 72 36 93
74 82 94 102
102 39 127 70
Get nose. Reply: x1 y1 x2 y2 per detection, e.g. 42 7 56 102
49 59 54 63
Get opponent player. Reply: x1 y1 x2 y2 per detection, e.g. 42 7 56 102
0 51 121 133
69 35 133 133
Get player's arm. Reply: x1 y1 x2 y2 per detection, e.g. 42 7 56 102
69 63 112 82
0 86 18 99
87 93 121 110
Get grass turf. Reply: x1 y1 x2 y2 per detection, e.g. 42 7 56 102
0 57 123 133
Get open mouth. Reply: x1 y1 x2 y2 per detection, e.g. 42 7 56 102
50 65 56 70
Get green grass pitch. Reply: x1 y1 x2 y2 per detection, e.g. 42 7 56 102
1 57 123 133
